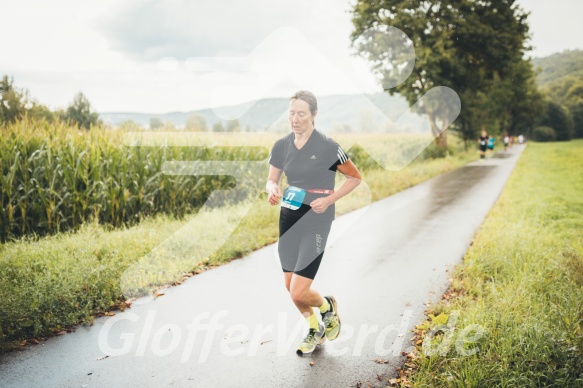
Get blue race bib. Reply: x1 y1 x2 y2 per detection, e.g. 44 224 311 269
281 186 306 210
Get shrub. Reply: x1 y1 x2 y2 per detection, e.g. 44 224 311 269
531 126 557 142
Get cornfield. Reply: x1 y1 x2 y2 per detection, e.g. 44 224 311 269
1 119 443 243
0 120 273 242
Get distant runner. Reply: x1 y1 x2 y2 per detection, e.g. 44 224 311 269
487 135 495 158
266 90 362 356
503 131 510 151
478 130 488 160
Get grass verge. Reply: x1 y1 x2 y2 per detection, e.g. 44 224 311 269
399 140 583 387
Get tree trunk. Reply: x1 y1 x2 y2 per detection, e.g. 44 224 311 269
436 129 448 149
428 113 448 150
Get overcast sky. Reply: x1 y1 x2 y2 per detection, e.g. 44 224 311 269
1 0 581 114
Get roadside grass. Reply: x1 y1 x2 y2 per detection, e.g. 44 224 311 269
0 134 476 352
403 140 583 387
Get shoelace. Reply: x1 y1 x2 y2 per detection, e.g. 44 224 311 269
322 311 335 326
304 328 318 342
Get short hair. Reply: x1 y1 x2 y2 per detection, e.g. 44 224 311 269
289 90 318 115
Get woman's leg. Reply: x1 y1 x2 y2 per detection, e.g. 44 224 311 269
289 274 324 316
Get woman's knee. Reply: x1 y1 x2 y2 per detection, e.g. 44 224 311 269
290 285 308 305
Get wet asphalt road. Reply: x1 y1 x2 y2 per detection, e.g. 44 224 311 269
0 145 525 388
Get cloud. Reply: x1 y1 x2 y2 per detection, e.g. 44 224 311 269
99 0 330 61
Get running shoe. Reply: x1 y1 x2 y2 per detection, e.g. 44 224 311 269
296 323 326 356
321 295 341 341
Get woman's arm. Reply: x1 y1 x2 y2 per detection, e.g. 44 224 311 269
266 165 283 205
310 160 361 213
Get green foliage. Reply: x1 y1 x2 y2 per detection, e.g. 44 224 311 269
534 50 583 138
0 120 267 243
533 50 583 87
65 92 100 129
0 75 28 124
185 114 207 131
149 117 163 130
538 101 575 141
410 140 583 386
226 118 240 132
212 121 225 132
531 126 557 142
351 0 541 146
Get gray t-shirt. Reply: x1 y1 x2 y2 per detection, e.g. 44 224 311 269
268 129 349 220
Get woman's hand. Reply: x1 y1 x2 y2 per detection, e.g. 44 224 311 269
266 166 283 205
310 196 332 213
268 185 282 205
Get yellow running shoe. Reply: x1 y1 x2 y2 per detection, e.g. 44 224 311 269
321 296 341 340
296 323 326 356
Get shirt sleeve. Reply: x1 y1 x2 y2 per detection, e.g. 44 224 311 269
268 140 284 169
329 143 350 171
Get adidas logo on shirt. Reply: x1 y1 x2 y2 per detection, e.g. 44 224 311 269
310 155 316 159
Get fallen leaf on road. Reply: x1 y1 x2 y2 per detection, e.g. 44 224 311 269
309 361 315 366
153 290 165 298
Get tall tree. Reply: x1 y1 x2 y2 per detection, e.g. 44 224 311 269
351 0 535 149
0 75 27 124
66 92 100 129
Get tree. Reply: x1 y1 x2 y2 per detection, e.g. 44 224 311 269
544 76 583 138
0 75 27 124
351 0 534 150
212 121 225 132
26 103 55 123
538 101 574 141
226 118 240 132
185 114 208 131
149 117 163 130
65 92 100 129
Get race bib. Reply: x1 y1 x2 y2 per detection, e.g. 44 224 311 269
281 186 306 210
481 140 486 146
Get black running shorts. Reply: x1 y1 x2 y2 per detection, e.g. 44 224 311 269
278 207 332 280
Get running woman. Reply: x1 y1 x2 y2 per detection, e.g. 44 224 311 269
478 130 488 159
266 90 361 356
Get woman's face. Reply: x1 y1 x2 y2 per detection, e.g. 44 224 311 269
288 98 316 135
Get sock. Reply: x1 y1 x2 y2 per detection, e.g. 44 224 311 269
319 298 331 314
305 312 319 330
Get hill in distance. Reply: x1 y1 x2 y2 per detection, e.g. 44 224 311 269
532 49 583 87
99 92 425 133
